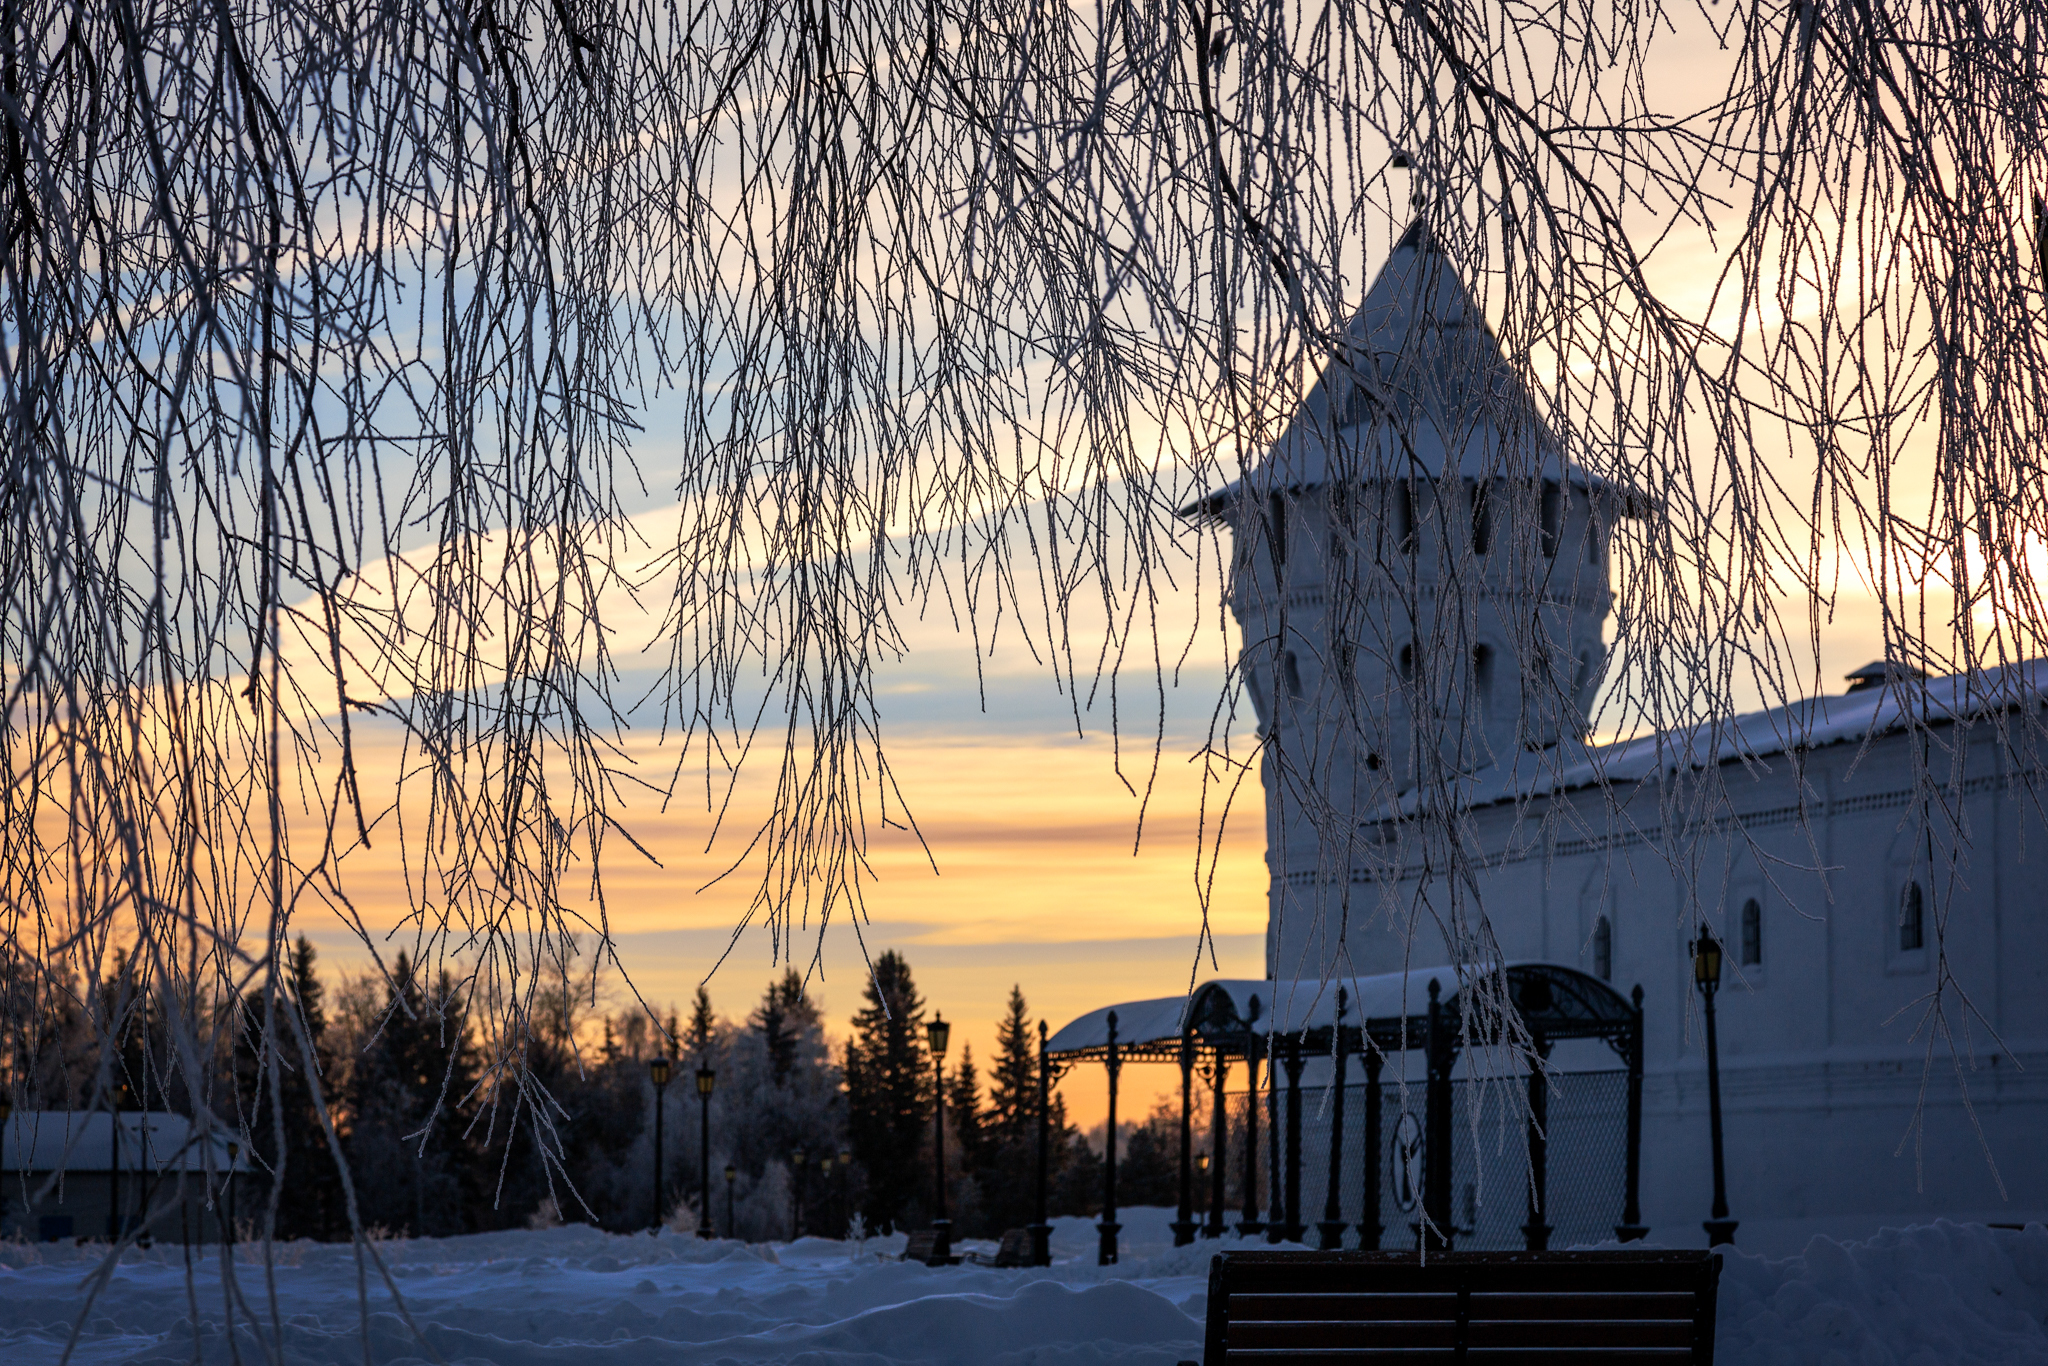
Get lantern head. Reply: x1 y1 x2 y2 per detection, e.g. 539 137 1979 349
1692 930 1724 991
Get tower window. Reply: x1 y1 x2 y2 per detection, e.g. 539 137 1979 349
1740 898 1762 966
1472 645 1495 716
1399 643 1415 683
1283 651 1303 698
1899 881 1924 951
1395 482 1416 554
1268 492 1288 566
1468 479 1494 555
1593 915 1613 981
1540 481 1562 558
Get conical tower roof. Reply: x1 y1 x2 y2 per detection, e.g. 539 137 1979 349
1182 220 1625 516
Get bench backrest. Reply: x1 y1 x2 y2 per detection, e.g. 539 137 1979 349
1202 1250 1719 1365
900 1231 937 1263
992 1228 1031 1267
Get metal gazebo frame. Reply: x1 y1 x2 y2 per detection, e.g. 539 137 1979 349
1039 962 1646 1261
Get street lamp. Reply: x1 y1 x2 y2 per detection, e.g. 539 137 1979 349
1195 1152 1210 1231
1692 929 1739 1247
109 1078 131 1241
792 1147 807 1239
724 1163 737 1240
223 1140 240 1247
695 1066 716 1238
648 1058 672 1231
0 1094 12 1230
926 1012 952 1264
837 1148 852 1237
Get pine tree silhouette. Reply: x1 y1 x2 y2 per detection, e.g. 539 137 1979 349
237 938 343 1240
986 985 1037 1149
845 951 927 1233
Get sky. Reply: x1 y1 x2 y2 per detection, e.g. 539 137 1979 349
298 532 1275 1131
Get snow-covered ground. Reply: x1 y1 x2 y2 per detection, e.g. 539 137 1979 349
4 1207 2045 1365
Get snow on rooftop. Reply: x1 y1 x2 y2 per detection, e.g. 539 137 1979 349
1180 220 1647 518
3 1111 244 1174
1045 965 1499 1054
1376 655 2048 822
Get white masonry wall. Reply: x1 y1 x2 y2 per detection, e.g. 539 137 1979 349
1297 716 2048 1232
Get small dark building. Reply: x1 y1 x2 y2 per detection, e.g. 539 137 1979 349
2 1111 248 1243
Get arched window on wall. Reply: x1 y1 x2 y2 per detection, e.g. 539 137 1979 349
1540 480 1563 558
1468 478 1495 554
1283 650 1303 699
1399 643 1415 683
1740 899 1762 965
1899 881 1925 951
1268 492 1288 566
1472 645 1495 717
1593 915 1613 981
1395 482 1417 554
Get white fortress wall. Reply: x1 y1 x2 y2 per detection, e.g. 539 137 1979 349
1270 717 2048 1226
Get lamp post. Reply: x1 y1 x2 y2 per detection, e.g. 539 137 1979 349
695 1066 716 1238
820 1154 836 1233
926 1013 952 1264
724 1163 737 1240
792 1147 807 1239
0 1094 12 1231
224 1139 239 1248
1028 1020 1054 1266
109 1079 129 1241
647 1058 672 1231
1693 929 1739 1247
1195 1152 1210 1233
837 1149 851 1232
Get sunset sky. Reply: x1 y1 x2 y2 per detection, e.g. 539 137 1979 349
296 500 1278 1129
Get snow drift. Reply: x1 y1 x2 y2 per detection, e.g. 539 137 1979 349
2 1213 2042 1364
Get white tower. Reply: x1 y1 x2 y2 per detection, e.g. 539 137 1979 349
1185 222 1631 978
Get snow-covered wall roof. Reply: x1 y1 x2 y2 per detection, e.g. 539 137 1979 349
3 1111 245 1174
1380 656 2048 820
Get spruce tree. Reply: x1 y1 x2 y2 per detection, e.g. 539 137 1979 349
752 970 818 1083
238 937 343 1240
845 950 927 1233
946 1045 985 1172
345 954 483 1236
986 986 1037 1149
685 986 716 1058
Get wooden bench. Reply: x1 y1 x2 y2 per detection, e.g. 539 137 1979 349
964 1228 1032 1268
898 1230 961 1265
1180 1249 1719 1365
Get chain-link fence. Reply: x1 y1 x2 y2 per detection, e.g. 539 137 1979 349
1206 1069 1628 1251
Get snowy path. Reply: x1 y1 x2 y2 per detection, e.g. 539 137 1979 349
4 1210 2046 1365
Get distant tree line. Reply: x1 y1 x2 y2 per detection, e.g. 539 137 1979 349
1 941 1102 1241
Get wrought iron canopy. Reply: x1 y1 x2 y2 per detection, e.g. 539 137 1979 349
1044 962 1638 1064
